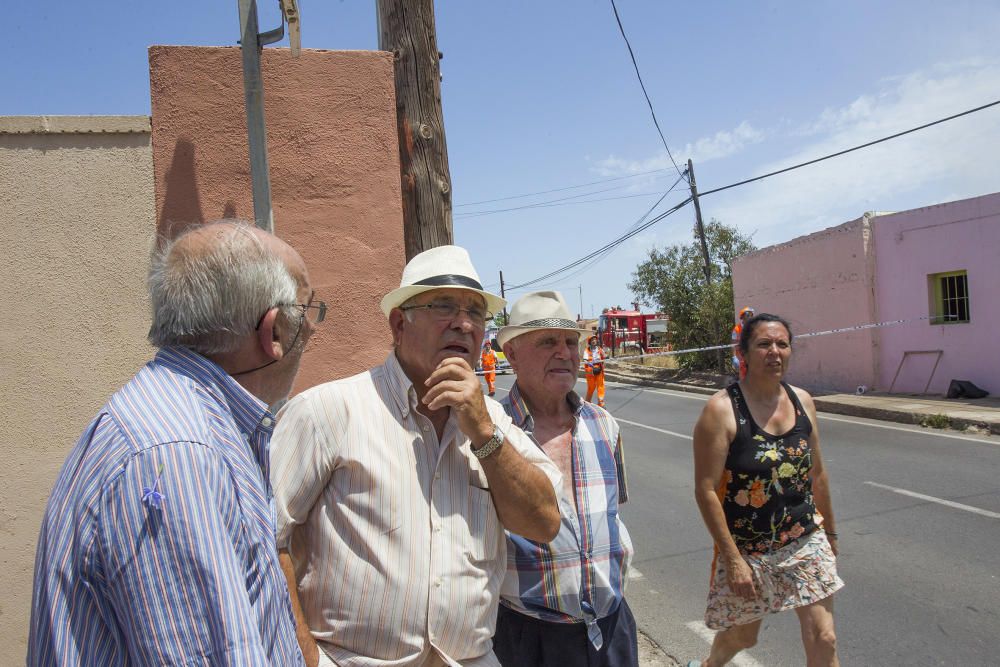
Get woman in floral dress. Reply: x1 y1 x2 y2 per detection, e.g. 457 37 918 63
688 313 843 667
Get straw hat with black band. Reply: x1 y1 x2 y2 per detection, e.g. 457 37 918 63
380 245 506 317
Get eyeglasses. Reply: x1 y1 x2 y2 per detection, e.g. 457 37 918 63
254 300 327 330
400 302 493 326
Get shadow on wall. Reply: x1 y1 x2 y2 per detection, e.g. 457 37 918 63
156 138 246 241
157 138 204 240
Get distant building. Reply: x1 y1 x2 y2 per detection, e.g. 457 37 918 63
732 192 1000 395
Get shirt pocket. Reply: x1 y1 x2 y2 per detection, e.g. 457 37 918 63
466 483 500 562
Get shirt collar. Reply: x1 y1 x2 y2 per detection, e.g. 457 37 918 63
155 346 274 439
506 381 583 432
384 351 419 418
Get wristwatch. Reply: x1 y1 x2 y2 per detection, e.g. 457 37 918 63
472 424 505 460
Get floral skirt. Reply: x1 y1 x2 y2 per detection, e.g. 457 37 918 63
704 529 844 630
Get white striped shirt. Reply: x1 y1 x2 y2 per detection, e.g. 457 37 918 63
271 353 562 667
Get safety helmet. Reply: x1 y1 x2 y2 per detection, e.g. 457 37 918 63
739 307 755 319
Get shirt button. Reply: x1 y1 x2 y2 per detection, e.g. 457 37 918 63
434 579 442 588
434 472 441 479
421 424 429 432
261 417 273 427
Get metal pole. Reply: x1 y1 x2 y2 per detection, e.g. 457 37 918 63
238 0 274 232
578 284 583 320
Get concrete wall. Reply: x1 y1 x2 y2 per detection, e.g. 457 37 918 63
149 46 405 390
872 193 1000 394
0 116 156 661
732 217 879 393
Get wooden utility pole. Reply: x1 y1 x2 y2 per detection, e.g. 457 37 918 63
499 270 508 324
377 0 454 260
687 159 712 284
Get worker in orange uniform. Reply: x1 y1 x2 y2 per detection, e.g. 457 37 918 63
583 335 607 407
481 340 498 397
731 306 755 379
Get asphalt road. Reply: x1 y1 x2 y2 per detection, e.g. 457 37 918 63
491 374 1000 667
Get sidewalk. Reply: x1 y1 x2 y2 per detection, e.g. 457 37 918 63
604 364 1000 436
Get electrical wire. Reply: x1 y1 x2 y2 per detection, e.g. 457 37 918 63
456 184 652 219
454 167 673 207
508 193 687 290
456 177 690 220
506 172 688 290
699 98 1000 198
507 195 692 290
609 0 686 181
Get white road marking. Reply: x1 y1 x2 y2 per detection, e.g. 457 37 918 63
616 418 692 441
819 414 997 445
865 482 1000 519
627 566 644 580
685 621 765 667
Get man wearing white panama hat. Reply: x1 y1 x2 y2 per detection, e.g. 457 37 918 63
270 246 561 667
494 291 637 667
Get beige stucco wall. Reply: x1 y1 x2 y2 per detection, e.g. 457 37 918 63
0 117 156 661
149 46 405 391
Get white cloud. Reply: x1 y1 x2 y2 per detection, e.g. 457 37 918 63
683 121 766 163
592 120 765 176
706 59 1000 246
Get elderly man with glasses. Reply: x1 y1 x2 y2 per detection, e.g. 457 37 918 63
29 220 321 666
271 245 561 667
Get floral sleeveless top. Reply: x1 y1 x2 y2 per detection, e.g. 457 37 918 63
719 382 818 555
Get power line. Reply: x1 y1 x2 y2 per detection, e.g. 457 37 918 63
454 167 672 207
699 98 1000 198
508 195 692 290
609 0 686 181
456 177 690 219
456 184 651 219
507 182 689 290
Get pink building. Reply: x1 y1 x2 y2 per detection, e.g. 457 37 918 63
732 192 1000 395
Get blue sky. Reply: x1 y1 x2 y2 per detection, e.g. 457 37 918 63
4 1 1000 317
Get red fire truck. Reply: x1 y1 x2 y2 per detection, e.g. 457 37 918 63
595 307 670 356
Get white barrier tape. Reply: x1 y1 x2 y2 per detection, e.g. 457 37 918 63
470 314 939 375
597 314 935 366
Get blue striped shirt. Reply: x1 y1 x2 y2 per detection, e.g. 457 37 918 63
499 385 633 648
28 346 304 666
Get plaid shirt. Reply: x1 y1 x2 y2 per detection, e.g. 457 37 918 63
499 384 633 648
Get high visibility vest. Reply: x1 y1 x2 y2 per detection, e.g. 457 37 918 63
583 347 605 373
481 350 497 369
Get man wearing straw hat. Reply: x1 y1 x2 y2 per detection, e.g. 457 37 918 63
494 291 637 667
270 246 561 667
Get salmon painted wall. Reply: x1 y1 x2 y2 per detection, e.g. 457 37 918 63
149 46 405 391
732 218 879 393
873 193 1000 394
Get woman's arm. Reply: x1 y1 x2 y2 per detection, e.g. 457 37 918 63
693 392 756 599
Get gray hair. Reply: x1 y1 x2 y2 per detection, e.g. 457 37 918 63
147 220 299 354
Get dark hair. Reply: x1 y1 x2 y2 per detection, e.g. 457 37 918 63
739 313 793 354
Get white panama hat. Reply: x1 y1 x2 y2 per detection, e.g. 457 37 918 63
497 291 582 348
379 245 506 317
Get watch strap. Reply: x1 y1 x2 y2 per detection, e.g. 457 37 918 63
472 425 504 460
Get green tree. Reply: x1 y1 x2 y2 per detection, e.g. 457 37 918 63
628 219 756 371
